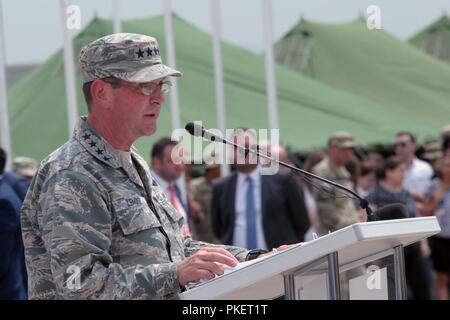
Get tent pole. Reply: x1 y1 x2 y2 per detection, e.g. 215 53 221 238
210 0 229 177
0 0 12 169
262 0 279 130
59 0 78 137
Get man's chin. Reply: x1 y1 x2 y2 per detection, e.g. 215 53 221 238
141 125 157 137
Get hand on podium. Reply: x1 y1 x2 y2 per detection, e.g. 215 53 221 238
177 247 238 287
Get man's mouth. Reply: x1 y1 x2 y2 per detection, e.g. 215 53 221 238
145 113 157 118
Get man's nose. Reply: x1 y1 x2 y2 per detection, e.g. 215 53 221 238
150 90 165 105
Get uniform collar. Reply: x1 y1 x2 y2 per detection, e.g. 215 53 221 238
73 116 153 190
74 116 123 169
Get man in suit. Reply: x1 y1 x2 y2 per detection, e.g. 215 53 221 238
211 129 310 250
0 147 28 299
150 137 191 236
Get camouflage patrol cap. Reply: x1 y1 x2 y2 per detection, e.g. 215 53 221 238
328 131 355 148
79 33 182 83
12 156 38 178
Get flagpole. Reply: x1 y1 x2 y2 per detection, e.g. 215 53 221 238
59 0 78 137
262 0 279 130
210 0 229 176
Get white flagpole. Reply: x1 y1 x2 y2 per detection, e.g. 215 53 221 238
112 0 122 33
262 0 279 130
210 0 229 177
163 0 188 205
0 0 11 169
163 0 181 132
59 0 78 137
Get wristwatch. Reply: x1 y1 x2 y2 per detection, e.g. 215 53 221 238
246 249 270 261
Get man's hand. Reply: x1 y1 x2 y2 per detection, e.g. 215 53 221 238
178 247 238 287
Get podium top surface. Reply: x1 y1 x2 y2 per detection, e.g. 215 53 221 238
180 217 440 300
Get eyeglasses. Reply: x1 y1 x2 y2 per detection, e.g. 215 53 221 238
102 77 172 95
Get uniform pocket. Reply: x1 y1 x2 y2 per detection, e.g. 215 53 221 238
112 196 161 235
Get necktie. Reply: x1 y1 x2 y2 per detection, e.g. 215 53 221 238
168 185 189 236
246 176 257 249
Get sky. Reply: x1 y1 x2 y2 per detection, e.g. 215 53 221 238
1 0 450 65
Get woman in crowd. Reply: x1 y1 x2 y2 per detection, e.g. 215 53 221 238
366 156 432 300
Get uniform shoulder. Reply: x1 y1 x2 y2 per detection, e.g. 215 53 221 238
311 158 329 174
34 139 100 191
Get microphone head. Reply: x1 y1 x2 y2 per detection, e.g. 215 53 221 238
373 203 409 221
185 122 197 136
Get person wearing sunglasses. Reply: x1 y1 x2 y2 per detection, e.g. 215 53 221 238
20 33 280 300
394 131 433 201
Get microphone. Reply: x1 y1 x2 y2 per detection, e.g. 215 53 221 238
185 122 226 144
184 122 377 221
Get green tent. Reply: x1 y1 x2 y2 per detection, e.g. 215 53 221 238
7 16 435 162
275 18 450 129
409 14 450 64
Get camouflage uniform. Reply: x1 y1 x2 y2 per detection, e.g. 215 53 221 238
311 156 360 234
189 176 221 243
310 132 361 235
21 118 248 300
21 33 249 300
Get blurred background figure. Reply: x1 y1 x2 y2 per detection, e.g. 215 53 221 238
12 157 38 182
356 160 378 198
150 137 191 236
311 132 361 235
211 129 310 250
395 131 433 203
0 147 28 300
270 144 317 242
441 125 450 158
189 152 222 243
367 156 433 300
1 156 32 201
422 155 450 300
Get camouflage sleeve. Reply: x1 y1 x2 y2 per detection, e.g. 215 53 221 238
40 169 180 299
309 172 343 231
183 237 249 262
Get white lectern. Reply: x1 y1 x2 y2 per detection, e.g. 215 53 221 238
180 217 441 300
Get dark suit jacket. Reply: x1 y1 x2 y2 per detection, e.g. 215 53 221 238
211 171 310 249
0 179 28 299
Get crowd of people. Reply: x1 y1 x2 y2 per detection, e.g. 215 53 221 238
181 129 450 300
1 32 449 300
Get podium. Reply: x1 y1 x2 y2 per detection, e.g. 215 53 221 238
180 217 441 300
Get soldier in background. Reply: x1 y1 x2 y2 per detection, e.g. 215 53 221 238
311 132 361 235
189 154 222 243
12 157 38 182
21 34 287 300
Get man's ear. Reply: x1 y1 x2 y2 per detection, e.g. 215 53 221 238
91 80 114 109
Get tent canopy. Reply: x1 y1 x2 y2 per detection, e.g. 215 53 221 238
275 18 450 132
409 14 450 63
7 15 437 162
